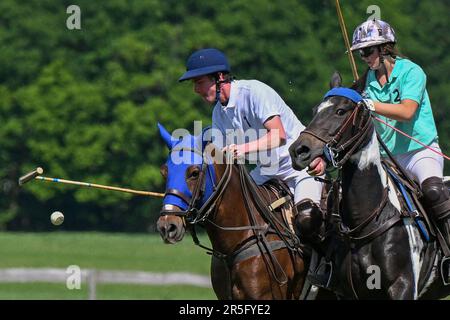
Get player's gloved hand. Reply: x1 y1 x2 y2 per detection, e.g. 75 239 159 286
362 98 376 112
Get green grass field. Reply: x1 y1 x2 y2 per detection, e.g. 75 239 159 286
2 232 449 300
0 231 216 300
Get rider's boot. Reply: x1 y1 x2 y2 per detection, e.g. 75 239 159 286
294 199 324 244
422 176 450 284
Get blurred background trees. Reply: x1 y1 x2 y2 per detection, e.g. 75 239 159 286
0 0 448 231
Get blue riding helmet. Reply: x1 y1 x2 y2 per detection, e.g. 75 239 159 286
158 123 215 211
178 48 230 82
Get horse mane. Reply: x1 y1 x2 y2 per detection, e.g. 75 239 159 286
350 68 370 94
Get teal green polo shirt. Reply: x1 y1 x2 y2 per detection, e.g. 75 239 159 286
364 58 438 156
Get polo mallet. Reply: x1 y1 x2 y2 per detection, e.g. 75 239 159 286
335 0 359 81
18 167 44 186
18 167 164 198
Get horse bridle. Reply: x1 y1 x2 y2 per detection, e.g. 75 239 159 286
301 100 373 169
160 147 233 224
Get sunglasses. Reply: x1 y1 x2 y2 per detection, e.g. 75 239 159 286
358 46 377 58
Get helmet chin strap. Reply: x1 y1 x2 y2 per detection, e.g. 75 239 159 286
368 46 388 83
214 74 233 105
373 51 394 84
215 76 221 104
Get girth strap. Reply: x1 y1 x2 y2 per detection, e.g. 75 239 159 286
233 240 288 265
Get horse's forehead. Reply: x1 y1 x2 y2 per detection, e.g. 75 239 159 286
316 96 351 114
316 99 335 114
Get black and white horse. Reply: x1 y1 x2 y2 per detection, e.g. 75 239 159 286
289 74 450 299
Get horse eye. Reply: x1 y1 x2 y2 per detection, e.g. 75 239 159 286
189 169 200 179
336 109 346 116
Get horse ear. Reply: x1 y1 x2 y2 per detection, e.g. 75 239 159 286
330 71 342 88
351 69 369 93
157 123 173 149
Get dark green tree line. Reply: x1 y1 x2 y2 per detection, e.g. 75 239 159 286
0 0 448 231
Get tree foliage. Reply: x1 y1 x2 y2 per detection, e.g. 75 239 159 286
0 0 448 231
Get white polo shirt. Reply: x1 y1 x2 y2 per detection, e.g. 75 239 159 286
211 79 304 177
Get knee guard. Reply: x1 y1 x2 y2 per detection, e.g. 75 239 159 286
422 177 450 221
294 198 324 242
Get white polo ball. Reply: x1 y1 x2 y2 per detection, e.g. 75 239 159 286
50 211 64 226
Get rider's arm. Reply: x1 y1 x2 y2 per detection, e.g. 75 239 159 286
242 115 286 154
227 115 286 157
371 99 419 122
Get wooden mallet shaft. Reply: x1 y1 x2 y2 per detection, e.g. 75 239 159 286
18 167 44 186
18 167 165 198
34 176 164 197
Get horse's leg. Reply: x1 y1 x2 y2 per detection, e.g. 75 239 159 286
373 226 417 300
211 255 232 300
229 257 275 299
385 275 415 300
231 251 302 300
289 254 307 299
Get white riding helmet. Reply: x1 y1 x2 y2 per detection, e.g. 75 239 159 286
350 19 396 51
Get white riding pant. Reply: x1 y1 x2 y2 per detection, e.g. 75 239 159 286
389 141 444 185
250 166 323 205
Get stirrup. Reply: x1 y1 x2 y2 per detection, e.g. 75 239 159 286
307 260 333 289
440 256 450 286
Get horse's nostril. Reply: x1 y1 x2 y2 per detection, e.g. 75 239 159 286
295 145 310 158
157 225 165 234
167 224 177 233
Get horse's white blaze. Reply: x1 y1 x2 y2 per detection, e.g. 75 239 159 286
403 218 424 300
317 100 334 113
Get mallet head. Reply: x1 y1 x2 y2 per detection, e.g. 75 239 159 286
18 167 44 186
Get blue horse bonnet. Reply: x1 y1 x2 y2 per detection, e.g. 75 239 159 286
324 87 363 103
158 123 216 211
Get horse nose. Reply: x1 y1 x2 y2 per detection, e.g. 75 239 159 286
293 144 311 161
157 218 184 244
157 222 175 238
157 223 167 237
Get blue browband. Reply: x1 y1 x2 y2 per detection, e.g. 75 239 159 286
323 87 363 103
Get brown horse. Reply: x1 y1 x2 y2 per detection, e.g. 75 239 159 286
156 124 307 299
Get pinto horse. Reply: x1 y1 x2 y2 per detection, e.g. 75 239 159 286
289 73 450 300
155 123 308 300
